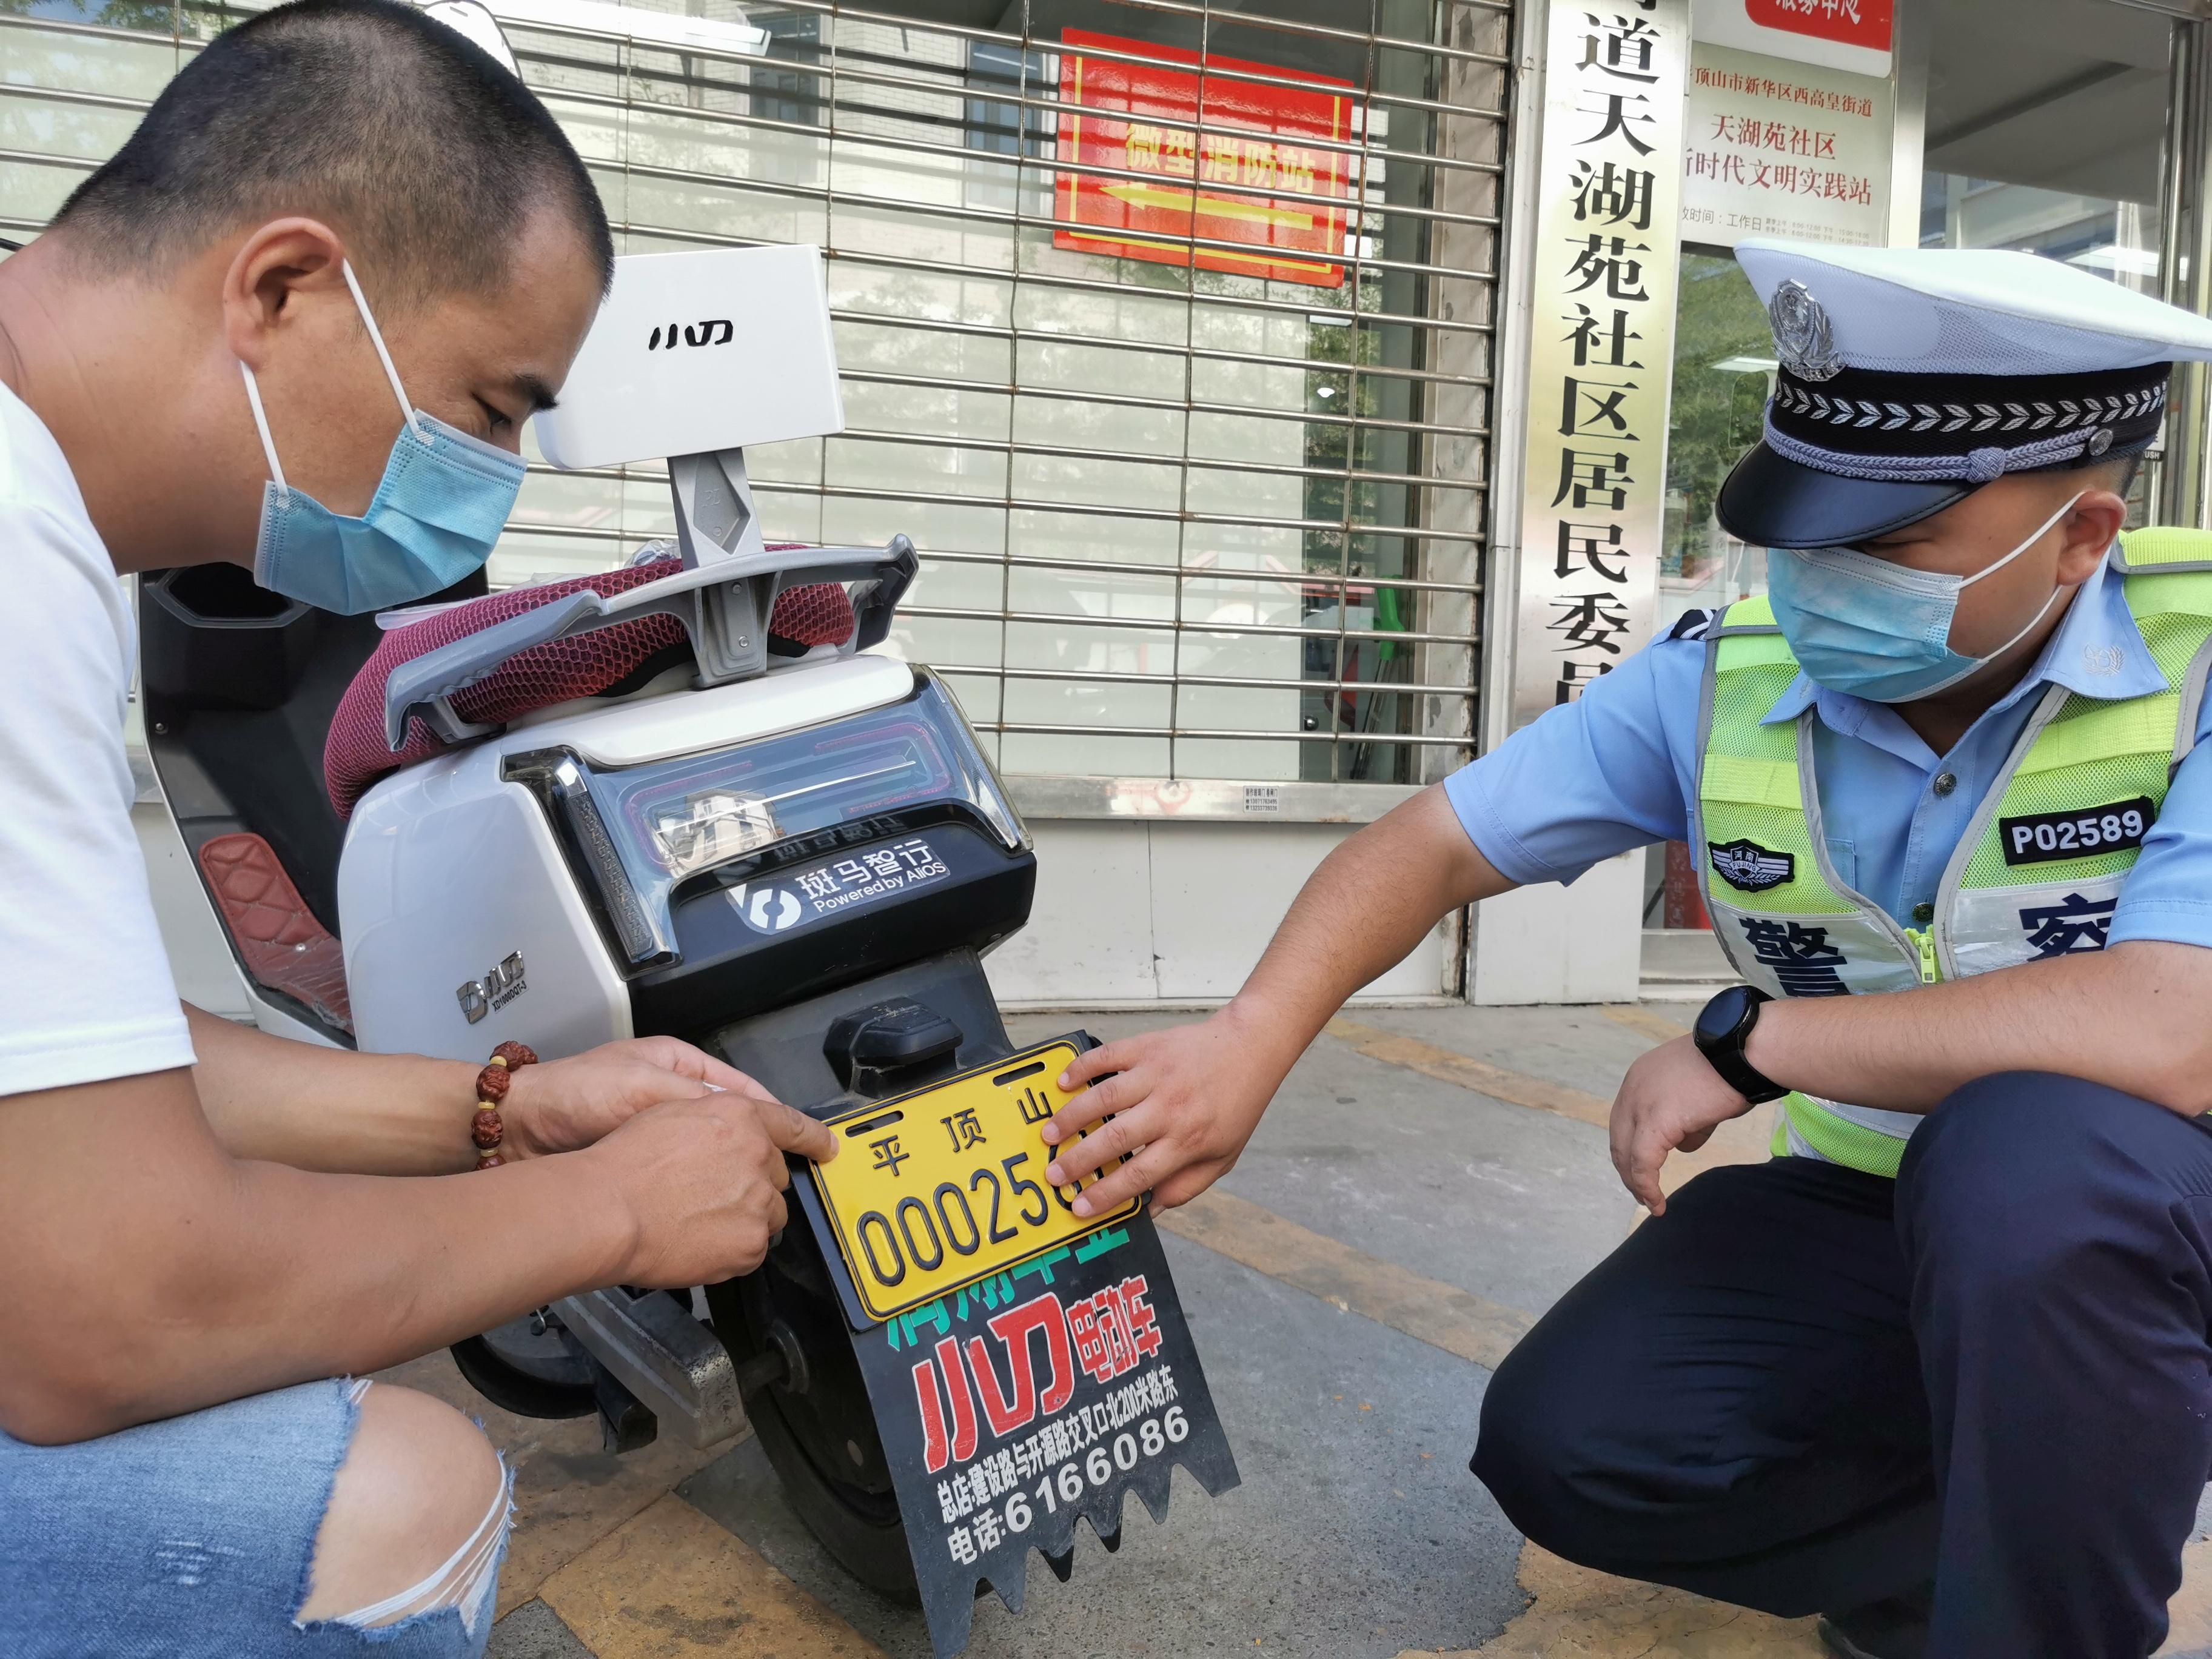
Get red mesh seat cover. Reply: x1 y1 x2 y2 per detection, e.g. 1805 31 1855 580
324 553 856 817
198 833 354 1032
766 578 861 649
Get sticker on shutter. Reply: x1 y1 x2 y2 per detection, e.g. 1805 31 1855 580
1996 797 2155 866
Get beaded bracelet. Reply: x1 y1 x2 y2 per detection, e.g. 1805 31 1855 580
472 1041 537 1168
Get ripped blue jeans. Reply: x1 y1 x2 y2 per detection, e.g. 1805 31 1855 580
0 1378 504 1657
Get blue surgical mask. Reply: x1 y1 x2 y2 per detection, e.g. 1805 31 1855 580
1765 491 2083 703
242 261 526 614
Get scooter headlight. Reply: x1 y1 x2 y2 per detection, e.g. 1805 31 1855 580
506 673 1021 968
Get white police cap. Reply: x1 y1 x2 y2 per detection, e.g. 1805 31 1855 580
1717 238 2212 549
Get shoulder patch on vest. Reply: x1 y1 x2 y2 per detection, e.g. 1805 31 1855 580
1709 837 1794 893
1668 608 1717 642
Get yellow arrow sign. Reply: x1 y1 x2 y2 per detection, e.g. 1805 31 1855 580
1100 181 1316 232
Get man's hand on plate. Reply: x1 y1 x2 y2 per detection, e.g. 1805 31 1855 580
588 1087 837 1286
500 1035 778 1161
1038 1006 1290 1217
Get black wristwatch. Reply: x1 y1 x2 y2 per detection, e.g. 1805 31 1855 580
1692 985 1789 1104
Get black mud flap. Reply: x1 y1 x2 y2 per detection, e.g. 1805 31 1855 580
789 1045 1239 1658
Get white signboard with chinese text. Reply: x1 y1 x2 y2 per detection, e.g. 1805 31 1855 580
1682 42 1892 247
1510 0 1689 729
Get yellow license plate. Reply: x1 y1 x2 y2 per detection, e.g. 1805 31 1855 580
811 1040 1141 1323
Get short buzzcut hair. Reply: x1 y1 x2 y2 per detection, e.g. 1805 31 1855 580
2057 443 2147 499
51 0 613 304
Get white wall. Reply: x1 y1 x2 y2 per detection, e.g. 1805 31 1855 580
1467 850 1642 1006
986 818 1450 1007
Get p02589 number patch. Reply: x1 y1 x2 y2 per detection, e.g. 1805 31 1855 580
1998 797 2155 866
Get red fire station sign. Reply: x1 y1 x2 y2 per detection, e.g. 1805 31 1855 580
1053 29 1356 289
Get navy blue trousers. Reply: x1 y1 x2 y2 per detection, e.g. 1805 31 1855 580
1473 1073 2212 1658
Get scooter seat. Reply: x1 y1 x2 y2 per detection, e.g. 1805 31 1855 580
198 831 354 1033
323 553 856 818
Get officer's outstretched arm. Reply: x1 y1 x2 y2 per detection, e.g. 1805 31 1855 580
1041 783 1511 1214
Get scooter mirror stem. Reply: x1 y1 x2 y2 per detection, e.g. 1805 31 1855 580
669 447 766 571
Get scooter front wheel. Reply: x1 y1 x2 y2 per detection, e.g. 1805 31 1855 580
706 1222 918 1605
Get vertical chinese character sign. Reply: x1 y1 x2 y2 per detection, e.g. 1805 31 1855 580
1511 2 1688 727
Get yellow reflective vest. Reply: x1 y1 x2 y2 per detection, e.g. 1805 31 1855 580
1697 528 2212 1176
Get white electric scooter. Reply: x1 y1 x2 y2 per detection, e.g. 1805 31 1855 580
144 244 1044 1601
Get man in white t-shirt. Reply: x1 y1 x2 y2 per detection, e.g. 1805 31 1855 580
0 4 835 1653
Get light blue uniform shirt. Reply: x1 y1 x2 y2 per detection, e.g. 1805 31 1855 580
1446 550 2212 951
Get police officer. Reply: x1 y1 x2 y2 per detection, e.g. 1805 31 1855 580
1031 240 2212 1659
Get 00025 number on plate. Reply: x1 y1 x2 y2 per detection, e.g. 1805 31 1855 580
810 1041 1141 1323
